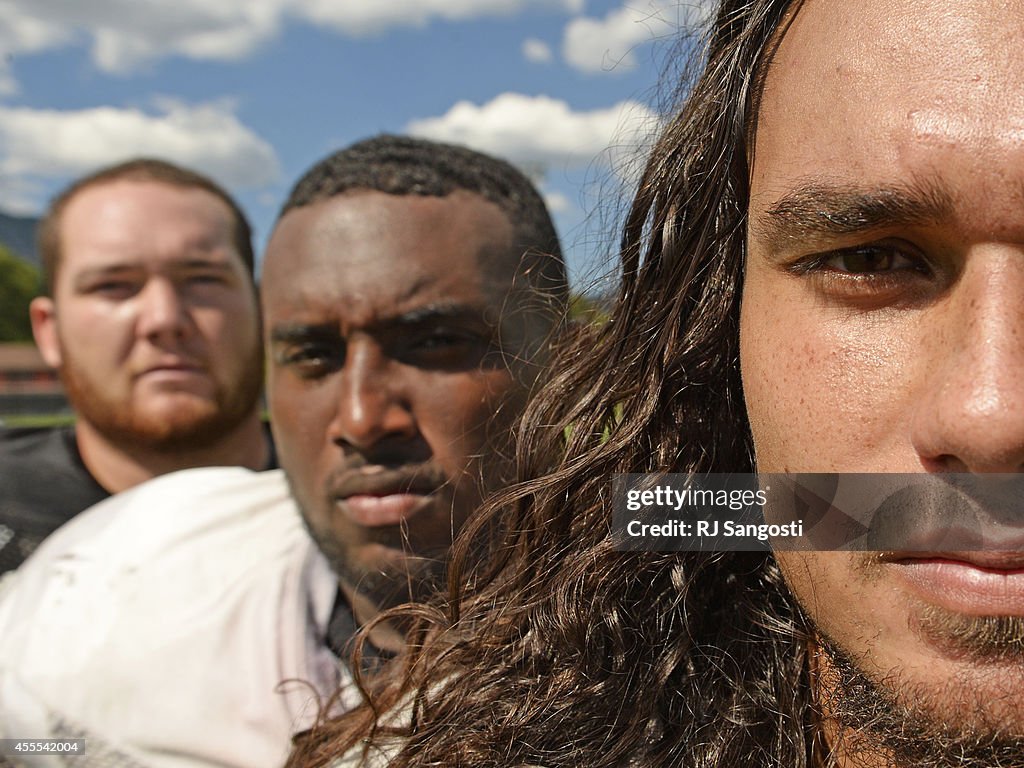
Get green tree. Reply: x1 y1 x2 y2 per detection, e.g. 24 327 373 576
0 244 41 342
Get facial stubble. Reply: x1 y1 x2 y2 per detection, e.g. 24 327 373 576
60 339 264 453
811 557 1024 767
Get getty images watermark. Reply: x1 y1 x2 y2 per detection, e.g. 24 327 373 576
613 474 1024 551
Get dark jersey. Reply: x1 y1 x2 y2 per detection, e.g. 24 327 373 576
0 425 108 574
0 425 277 574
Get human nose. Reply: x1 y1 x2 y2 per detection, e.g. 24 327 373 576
135 278 191 343
329 338 417 452
911 249 1024 473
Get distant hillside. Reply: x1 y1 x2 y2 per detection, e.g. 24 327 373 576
0 211 40 267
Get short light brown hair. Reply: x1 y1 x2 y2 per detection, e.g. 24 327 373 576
36 158 255 296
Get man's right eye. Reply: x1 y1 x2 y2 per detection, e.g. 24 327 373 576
786 239 937 307
85 280 138 298
819 244 928 275
278 343 343 378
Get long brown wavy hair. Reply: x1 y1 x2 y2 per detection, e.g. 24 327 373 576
289 1 829 765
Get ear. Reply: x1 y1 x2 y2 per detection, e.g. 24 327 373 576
30 296 63 369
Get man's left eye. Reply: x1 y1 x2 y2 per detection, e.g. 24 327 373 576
402 331 488 370
186 273 227 286
89 281 138 297
416 332 470 349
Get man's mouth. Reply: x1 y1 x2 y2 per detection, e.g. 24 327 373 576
886 553 1024 617
340 494 434 527
330 468 445 527
136 359 205 380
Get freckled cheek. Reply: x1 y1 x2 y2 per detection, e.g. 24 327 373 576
743 313 908 470
742 301 817 468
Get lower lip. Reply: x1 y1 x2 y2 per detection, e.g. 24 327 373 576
137 368 208 387
138 368 205 383
892 559 1024 616
339 494 431 527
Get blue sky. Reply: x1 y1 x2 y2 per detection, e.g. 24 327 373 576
0 1 708 288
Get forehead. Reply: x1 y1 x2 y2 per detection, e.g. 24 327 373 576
751 0 1024 232
59 179 237 270
261 189 516 322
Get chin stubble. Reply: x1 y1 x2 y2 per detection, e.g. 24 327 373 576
917 608 1024 664
817 633 1024 767
59 343 263 453
853 552 1024 663
291 485 446 611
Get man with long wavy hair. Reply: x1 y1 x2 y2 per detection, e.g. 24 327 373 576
291 1 1024 766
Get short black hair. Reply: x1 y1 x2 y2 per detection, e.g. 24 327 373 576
281 135 567 306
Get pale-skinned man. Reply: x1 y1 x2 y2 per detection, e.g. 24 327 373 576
0 159 272 572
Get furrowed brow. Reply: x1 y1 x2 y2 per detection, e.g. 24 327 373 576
752 179 953 252
269 323 336 344
389 303 483 327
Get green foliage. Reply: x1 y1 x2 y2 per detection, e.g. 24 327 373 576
0 244 41 342
569 293 610 325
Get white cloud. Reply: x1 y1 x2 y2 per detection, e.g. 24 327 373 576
406 92 659 178
0 0 282 77
295 0 582 35
0 98 280 211
0 0 74 95
0 0 583 90
562 0 710 74
522 37 553 64
542 190 571 213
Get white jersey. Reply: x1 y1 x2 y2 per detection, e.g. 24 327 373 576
0 467 358 768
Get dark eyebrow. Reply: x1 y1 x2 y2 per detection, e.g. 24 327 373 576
751 179 954 252
269 323 337 344
385 302 486 327
268 304 488 344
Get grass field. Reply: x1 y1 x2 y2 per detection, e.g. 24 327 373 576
1 413 75 428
